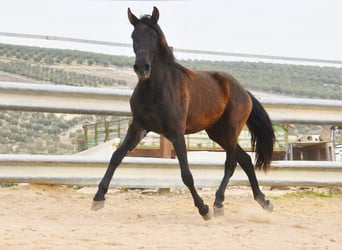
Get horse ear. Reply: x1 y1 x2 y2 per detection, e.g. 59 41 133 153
128 8 138 26
152 6 159 23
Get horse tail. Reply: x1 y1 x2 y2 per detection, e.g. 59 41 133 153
246 92 275 172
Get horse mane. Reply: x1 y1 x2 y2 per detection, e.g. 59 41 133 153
138 15 193 76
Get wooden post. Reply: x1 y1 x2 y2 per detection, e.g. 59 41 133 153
160 135 172 158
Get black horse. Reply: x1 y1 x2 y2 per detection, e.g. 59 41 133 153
92 7 275 220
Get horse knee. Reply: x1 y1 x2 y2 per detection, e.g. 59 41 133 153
224 166 235 178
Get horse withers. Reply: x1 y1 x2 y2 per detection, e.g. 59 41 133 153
92 7 275 220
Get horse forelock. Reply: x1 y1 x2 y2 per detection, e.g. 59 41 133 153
138 15 162 36
136 16 174 60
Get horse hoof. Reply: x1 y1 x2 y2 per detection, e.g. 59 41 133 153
91 200 105 211
213 206 224 217
261 200 274 212
264 200 274 212
202 207 213 221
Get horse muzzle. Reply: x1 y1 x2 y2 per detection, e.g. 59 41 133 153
134 63 151 80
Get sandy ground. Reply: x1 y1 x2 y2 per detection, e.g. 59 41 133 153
0 184 341 250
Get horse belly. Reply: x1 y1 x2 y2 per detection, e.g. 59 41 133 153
184 71 247 134
185 101 226 134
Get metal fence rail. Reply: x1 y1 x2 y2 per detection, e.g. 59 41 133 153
1 81 342 187
1 81 342 125
0 81 132 116
0 154 341 188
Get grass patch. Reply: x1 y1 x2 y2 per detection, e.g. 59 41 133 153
281 188 342 199
0 183 18 188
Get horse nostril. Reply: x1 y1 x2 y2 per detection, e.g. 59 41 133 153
133 64 138 72
145 64 150 72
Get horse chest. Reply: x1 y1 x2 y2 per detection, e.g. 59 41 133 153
130 92 166 131
134 103 160 122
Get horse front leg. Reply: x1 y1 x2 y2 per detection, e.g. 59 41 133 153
170 134 213 220
91 123 146 211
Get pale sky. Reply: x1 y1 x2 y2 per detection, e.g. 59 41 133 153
0 0 341 64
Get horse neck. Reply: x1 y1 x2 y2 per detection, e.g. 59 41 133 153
149 54 176 85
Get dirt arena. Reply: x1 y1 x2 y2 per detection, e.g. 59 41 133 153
0 184 341 250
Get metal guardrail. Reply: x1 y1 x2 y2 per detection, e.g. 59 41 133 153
260 97 342 125
1 81 342 187
1 81 342 125
0 154 341 188
0 81 132 116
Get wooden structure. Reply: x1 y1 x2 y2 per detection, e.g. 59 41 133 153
289 141 335 161
288 128 335 161
82 118 287 159
82 118 130 150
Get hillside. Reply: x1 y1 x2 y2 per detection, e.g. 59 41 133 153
0 43 341 154
1 43 342 99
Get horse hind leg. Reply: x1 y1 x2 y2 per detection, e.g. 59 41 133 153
213 153 236 217
236 145 273 211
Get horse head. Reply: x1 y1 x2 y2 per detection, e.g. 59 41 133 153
128 7 172 81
